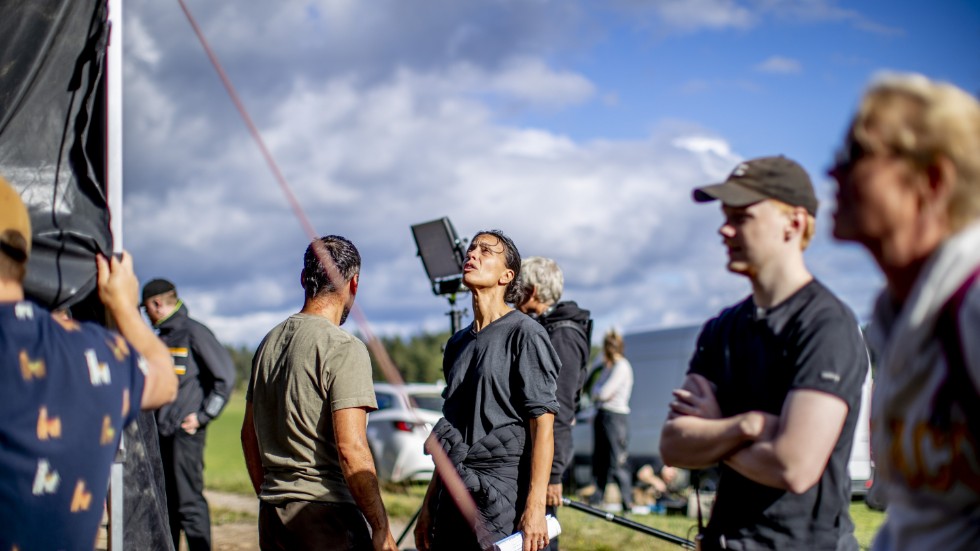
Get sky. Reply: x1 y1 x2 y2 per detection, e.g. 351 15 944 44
120 0 980 348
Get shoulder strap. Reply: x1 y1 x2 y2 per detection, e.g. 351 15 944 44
546 319 587 339
932 264 980 431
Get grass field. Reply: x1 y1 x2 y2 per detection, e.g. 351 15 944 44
206 392 886 549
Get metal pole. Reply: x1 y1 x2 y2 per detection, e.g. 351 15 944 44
106 0 125 548
396 505 423 547
562 498 696 549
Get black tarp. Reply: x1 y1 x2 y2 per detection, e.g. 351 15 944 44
0 2 173 549
0 0 110 309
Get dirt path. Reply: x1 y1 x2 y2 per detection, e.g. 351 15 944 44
97 490 411 551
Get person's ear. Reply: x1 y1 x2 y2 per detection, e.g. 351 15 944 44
499 269 514 287
784 207 806 242
349 273 359 298
922 156 956 214
299 269 306 290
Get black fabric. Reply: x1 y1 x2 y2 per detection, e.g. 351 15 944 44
0 0 112 309
441 310 559 444
689 280 867 550
430 419 526 550
544 504 560 551
154 303 237 435
590 409 633 508
258 501 372 551
122 413 177 551
160 429 212 551
538 301 592 484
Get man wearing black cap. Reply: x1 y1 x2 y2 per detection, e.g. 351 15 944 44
659 156 868 550
0 176 177 549
142 278 236 551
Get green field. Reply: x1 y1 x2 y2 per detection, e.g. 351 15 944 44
206 392 886 549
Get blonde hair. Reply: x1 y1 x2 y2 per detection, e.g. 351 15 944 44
772 200 816 250
603 329 624 363
848 72 980 232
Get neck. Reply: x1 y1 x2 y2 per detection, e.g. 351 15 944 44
749 253 813 309
0 280 25 302
300 294 347 326
867 218 948 304
470 288 512 332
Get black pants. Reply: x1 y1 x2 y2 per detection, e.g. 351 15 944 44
591 409 632 508
258 500 372 551
160 428 211 551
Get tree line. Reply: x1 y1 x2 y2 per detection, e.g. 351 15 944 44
224 330 453 390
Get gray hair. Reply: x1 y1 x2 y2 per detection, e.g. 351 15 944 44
521 256 564 306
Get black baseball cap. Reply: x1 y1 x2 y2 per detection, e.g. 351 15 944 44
693 155 818 216
142 278 176 303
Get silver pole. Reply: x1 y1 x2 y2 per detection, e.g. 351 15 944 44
107 0 125 548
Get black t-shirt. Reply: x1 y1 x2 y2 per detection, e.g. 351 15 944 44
689 280 867 550
442 310 560 446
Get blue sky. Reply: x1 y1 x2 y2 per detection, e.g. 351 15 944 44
121 0 980 347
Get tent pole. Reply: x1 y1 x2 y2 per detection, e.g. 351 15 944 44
107 0 125 549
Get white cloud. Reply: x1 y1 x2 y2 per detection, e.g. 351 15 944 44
755 56 803 75
116 0 890 349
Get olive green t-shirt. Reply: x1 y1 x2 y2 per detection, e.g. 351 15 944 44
246 313 377 504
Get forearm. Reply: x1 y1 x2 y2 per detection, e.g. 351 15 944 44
420 473 440 514
725 392 846 494
723 441 802 491
526 414 555 512
194 336 237 422
113 306 177 409
659 412 762 469
340 446 391 533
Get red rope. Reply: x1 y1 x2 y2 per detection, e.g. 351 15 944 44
175 0 485 544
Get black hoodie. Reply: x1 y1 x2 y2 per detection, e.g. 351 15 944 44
154 303 236 436
535 300 591 483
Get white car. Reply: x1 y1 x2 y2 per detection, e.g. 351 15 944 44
367 382 445 483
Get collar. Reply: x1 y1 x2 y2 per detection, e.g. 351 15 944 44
154 299 185 328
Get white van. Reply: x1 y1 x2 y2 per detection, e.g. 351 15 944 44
572 324 873 497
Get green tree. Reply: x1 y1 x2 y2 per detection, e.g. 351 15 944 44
366 331 451 383
224 344 254 390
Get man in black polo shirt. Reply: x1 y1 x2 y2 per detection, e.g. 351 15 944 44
660 156 867 550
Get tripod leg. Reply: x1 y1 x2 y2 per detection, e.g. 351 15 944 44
396 505 424 546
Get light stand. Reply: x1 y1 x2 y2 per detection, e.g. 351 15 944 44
411 217 469 334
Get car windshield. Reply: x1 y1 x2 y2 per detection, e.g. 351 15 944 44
408 393 443 412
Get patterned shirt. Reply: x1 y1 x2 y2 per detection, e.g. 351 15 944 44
0 301 146 550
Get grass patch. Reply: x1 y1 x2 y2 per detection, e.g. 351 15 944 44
211 506 257 526
204 392 252 495
205 392 886 548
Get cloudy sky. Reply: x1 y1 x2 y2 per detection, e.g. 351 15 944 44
120 0 980 348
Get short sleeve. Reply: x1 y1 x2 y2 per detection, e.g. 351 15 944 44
688 317 723 385
516 325 560 418
322 337 378 412
790 310 867 405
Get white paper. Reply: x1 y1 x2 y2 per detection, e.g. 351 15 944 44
492 515 561 551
